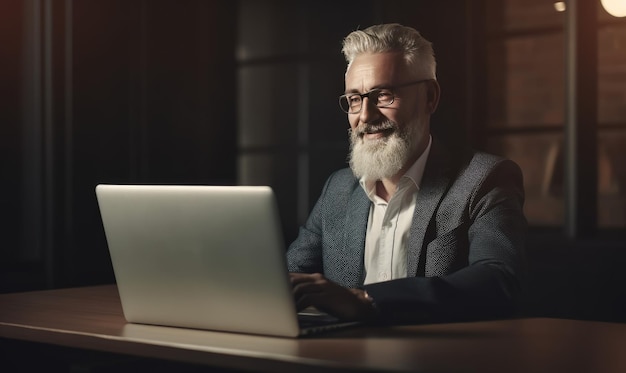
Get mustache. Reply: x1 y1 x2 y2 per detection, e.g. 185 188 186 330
350 121 397 138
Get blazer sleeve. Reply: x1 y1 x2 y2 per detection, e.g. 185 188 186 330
364 159 527 324
286 168 366 285
285 173 333 274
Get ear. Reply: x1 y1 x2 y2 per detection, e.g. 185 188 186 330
426 79 441 114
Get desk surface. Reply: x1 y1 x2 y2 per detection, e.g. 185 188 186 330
1 285 625 373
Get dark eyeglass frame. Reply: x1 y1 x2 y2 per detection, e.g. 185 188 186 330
338 78 434 114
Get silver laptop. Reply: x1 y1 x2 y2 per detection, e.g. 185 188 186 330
96 184 357 337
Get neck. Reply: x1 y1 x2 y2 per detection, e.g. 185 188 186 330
376 179 396 202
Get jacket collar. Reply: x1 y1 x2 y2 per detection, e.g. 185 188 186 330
407 137 457 276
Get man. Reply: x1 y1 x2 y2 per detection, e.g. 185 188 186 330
287 24 526 324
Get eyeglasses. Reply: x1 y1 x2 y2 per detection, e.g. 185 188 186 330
338 79 433 114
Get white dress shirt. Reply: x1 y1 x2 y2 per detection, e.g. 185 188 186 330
361 136 432 285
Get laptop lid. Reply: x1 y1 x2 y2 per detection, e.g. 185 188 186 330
96 184 306 337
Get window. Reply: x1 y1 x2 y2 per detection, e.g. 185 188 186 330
482 0 626 230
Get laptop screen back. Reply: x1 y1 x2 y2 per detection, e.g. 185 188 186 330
96 184 301 337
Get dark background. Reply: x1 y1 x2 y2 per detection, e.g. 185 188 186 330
1 0 625 323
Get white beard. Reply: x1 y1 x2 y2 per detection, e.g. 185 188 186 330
348 121 413 181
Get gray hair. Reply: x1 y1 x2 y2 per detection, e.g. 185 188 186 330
341 23 436 79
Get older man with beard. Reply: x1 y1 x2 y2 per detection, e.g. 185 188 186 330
287 24 526 324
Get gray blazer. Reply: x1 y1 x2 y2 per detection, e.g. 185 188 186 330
287 138 527 323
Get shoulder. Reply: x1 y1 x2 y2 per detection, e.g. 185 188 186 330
451 150 525 211
323 168 360 192
314 168 364 209
463 151 523 184
329 167 357 182
429 141 524 206
444 145 523 188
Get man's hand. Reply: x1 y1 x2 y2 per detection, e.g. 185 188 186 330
289 272 378 322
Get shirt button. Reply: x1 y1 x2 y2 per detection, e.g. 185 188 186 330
380 272 389 281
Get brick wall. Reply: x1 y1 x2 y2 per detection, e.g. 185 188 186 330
483 0 626 228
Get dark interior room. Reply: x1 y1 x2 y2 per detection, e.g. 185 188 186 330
1 0 625 372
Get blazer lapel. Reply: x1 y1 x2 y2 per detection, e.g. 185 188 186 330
407 138 455 277
343 185 370 287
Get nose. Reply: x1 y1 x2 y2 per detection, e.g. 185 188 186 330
358 97 380 124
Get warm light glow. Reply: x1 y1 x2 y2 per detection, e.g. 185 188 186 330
554 2 566 12
601 0 626 17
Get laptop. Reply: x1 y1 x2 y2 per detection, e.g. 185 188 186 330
95 184 358 337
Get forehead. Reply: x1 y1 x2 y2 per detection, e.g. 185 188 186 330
345 52 411 91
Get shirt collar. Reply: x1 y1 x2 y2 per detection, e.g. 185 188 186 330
359 135 432 201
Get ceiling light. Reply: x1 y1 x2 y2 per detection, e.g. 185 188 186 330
554 2 566 12
601 0 626 17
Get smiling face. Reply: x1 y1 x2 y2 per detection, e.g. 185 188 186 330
345 51 438 181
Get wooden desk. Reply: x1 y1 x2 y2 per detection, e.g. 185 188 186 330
1 285 625 372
